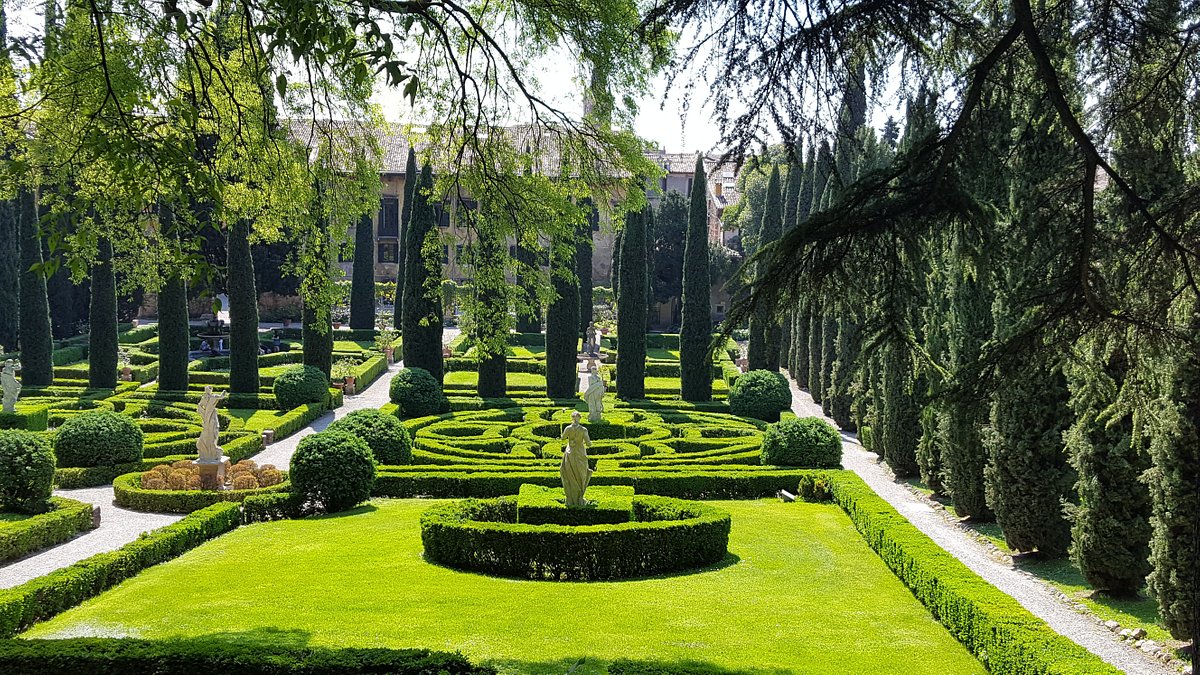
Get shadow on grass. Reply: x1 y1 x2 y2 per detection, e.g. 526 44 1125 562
309 503 380 519
189 626 314 648
487 656 786 675
419 552 742 583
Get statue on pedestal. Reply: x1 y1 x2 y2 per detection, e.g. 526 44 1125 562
194 385 229 489
1 360 20 414
583 363 605 422
559 410 593 506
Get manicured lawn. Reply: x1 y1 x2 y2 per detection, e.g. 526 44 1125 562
224 408 306 433
26 499 984 674
444 371 548 390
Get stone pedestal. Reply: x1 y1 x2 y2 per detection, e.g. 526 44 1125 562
193 456 230 490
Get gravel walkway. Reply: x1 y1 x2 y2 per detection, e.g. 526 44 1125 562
785 375 1176 675
0 486 181 589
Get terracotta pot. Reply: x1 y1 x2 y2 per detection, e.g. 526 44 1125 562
333 322 342 329
384 347 395 364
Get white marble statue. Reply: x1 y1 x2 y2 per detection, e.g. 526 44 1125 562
559 410 593 506
1 359 21 414
583 363 605 422
196 385 228 462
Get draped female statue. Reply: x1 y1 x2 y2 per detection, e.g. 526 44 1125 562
559 410 593 506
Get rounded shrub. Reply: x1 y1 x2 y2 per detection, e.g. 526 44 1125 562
54 410 144 468
273 364 330 410
0 430 56 514
326 409 413 465
761 417 843 468
389 367 447 417
290 430 376 513
729 369 792 421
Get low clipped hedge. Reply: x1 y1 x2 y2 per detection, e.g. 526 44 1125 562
326 409 412 464
0 430 55 514
822 472 1121 675
273 365 330 410
0 502 241 638
421 493 730 580
389 367 448 418
0 406 49 432
0 497 95 563
728 370 792 422
290 431 376 513
112 473 291 514
760 417 842 468
53 411 144 467
0 640 493 675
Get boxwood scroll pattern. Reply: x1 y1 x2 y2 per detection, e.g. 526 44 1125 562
421 492 731 580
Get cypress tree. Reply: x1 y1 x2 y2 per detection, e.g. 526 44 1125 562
394 147 417 329
806 310 823 401
17 188 52 385
680 155 712 401
545 233 579 399
1065 345 1151 596
611 228 622 302
616 204 646 399
400 163 443 381
748 165 781 371
227 218 259 394
87 237 117 389
349 213 375 329
0 196 17 353
474 218 507 398
155 204 190 391
879 341 920 477
644 205 655 326
514 239 542 333
576 199 595 334
791 144 817 386
779 150 803 376
827 312 860 430
303 301 333 377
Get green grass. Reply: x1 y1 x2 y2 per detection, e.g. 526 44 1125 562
646 348 681 361
444 371 548 390
332 340 376 354
25 499 984 674
223 408 307 434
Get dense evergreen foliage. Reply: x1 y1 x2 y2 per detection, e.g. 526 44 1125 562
349 213 375 329
17 190 52 386
473 219 508 398
616 205 647 399
680 155 712 401
0 199 16 353
514 240 542 333
303 301 333 377
273 365 330 410
227 219 260 394
87 238 117 389
156 206 190 392
395 147 417 330
400 164 443 382
576 199 596 334
748 165 781 371
545 233 579 398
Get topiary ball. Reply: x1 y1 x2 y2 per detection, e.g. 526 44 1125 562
273 365 330 410
326 409 412 465
760 417 843 468
290 430 376 513
729 369 792 421
389 367 448 418
0 430 56 514
54 410 144 468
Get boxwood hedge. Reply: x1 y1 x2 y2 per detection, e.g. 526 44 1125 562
112 473 291 514
0 497 95 563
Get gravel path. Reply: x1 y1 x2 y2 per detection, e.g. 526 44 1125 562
785 376 1176 675
0 486 182 589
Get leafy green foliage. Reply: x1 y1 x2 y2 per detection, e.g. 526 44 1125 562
290 431 376 513
87 238 117 389
760 417 842 468
272 364 330 410
327 409 412 466
728 369 791 422
156 261 190 392
389 367 448 418
53 411 144 468
400 164 443 382
0 430 55 514
748 165 782 371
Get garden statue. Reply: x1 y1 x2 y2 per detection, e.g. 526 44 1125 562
585 322 599 356
1 359 20 413
195 385 229 488
559 410 593 506
583 363 605 422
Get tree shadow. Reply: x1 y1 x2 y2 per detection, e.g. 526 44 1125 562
308 503 379 519
419 552 741 583
487 656 787 674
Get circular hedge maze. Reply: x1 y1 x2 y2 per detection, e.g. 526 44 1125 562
421 484 732 580
404 407 766 469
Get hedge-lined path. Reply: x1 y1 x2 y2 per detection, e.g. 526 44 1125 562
0 487 181 589
0 359 404 590
785 376 1174 675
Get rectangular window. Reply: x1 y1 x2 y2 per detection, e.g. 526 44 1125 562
589 207 600 232
378 242 398 263
455 243 464 261
686 177 694 195
716 304 726 314
509 245 517 257
378 197 399 237
436 203 451 228
461 199 478 211
442 245 449 264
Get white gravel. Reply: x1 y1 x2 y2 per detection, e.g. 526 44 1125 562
785 375 1176 675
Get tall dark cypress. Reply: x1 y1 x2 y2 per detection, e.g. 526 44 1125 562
0 5 17 353
155 204 190 390
87 237 117 389
17 188 52 385
400 164 443 381
748 165 781 371
576 199 596 334
616 204 647 399
349 213 375 329
611 228 623 302
395 147 417 329
779 148 803 375
227 218 259 393
680 155 712 401
514 239 542 333
545 233 579 398
804 142 833 398
645 203 655 326
303 300 333 377
474 219 507 397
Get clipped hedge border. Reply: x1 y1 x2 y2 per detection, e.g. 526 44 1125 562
375 469 816 499
0 406 49 432
0 639 493 675
421 494 730 580
352 354 389 390
113 473 290 514
0 498 95 564
0 502 241 638
823 472 1120 675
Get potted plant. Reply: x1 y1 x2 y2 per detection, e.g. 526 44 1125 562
118 348 133 381
332 358 357 395
374 327 400 364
